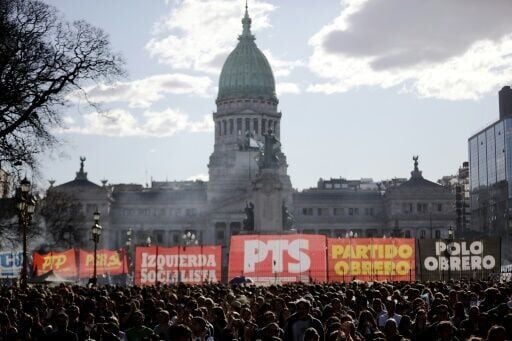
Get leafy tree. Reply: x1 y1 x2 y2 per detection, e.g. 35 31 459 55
37 190 86 249
0 0 124 170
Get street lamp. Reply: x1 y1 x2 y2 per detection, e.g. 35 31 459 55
448 226 454 240
182 231 198 248
125 229 132 276
16 177 37 289
146 236 152 247
178 232 198 283
90 210 102 286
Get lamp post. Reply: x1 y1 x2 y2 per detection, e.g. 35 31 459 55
445 226 454 281
180 232 198 283
448 226 454 240
90 210 102 286
125 229 132 277
16 177 36 289
146 236 151 247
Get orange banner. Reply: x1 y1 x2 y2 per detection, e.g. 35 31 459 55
134 246 222 285
33 250 77 278
78 249 127 278
327 238 415 282
228 234 327 285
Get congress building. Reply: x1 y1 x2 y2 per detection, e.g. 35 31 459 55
45 8 456 259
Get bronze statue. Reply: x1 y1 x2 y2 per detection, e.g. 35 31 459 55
243 201 254 230
413 155 419 171
80 156 86 172
260 129 281 169
282 200 294 229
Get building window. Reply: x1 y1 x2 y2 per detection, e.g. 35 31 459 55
236 118 242 135
253 118 259 134
156 231 164 244
317 208 324 216
223 120 227 135
435 230 441 239
262 119 267 134
230 222 241 236
417 203 428 213
245 118 250 134
437 204 443 212
354 208 359 216
420 230 426 239
216 229 225 242
229 119 234 135
217 122 221 136
349 208 354 216
402 203 412 214
334 208 344 216
302 208 313 216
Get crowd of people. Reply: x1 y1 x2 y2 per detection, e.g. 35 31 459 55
0 280 511 341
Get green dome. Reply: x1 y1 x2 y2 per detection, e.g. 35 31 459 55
217 9 276 102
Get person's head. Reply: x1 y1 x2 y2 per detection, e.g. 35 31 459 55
295 299 311 319
469 306 480 320
398 315 412 333
67 305 79 321
191 317 207 336
384 319 398 337
415 309 427 325
372 298 383 312
331 298 341 311
304 327 319 341
212 306 226 322
241 307 252 322
55 312 69 331
169 324 192 341
437 321 453 340
132 310 144 327
358 310 375 327
487 325 507 341
385 300 396 315
157 310 170 325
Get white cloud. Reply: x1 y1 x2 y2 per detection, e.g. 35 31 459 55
277 82 301 96
146 0 300 76
262 49 304 78
58 109 213 137
309 0 512 100
72 74 212 108
186 173 209 181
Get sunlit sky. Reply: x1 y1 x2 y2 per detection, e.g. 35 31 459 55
41 0 510 190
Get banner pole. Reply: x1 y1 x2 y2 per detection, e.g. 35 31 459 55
155 245 158 285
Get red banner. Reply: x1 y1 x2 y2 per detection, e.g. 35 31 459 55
33 250 77 278
134 246 222 285
228 234 327 284
327 238 416 282
78 249 127 278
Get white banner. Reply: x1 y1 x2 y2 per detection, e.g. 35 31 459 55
0 251 22 278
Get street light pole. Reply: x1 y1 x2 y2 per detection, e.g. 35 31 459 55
16 177 36 289
446 226 454 281
181 231 198 283
90 210 102 286
125 229 132 281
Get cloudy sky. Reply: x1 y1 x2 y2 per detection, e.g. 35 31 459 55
42 0 509 190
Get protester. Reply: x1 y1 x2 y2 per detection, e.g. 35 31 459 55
1 279 512 341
